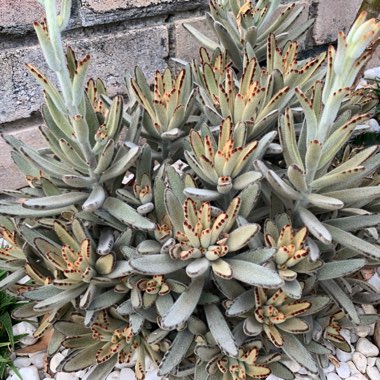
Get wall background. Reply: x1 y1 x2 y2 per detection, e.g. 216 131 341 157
0 0 378 188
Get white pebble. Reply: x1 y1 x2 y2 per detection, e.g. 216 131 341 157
353 352 367 373
106 371 121 380
323 362 335 373
367 366 380 380
50 352 65 373
368 273 380 291
351 331 359 344
355 325 371 338
356 338 379 357
361 304 377 314
145 370 162 380
346 375 368 380
266 375 281 380
376 357 380 371
368 357 377 367
364 67 380 80
120 368 136 380
336 361 351 378
13 357 31 368
341 329 351 342
10 366 39 380
347 361 360 375
56 373 79 380
336 347 353 362
12 322 38 345
145 357 158 372
327 373 341 380
29 351 46 369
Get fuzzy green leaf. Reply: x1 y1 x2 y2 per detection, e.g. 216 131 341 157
205 304 238 357
102 197 156 231
226 259 283 288
317 259 366 280
161 276 205 329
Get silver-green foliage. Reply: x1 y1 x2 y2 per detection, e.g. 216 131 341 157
1 1 380 380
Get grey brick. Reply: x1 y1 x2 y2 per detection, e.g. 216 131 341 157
174 16 215 63
0 124 46 190
79 0 208 27
313 0 362 45
0 25 169 124
0 0 66 34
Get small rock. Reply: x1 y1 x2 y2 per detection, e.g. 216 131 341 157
50 352 65 373
368 357 377 367
327 373 341 380
347 361 360 375
361 304 377 314
266 375 281 380
106 372 120 380
323 362 335 373
120 368 136 380
376 357 380 371
29 351 46 369
145 370 161 380
356 78 368 89
145 357 158 372
341 329 351 342
356 338 379 357
56 373 79 380
10 366 39 380
353 352 367 373
368 119 380 133
12 322 38 345
351 331 359 344
13 357 31 368
355 325 371 338
367 366 380 380
336 347 353 362
364 67 380 80
346 375 368 380
368 273 380 291
336 361 351 378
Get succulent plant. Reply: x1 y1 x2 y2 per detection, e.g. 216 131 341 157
245 288 311 348
185 0 313 70
1 1 380 380
185 118 261 194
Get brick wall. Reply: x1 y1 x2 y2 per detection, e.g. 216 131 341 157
0 0 378 188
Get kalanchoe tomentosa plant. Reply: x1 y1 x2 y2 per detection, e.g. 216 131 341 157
1 1 380 380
